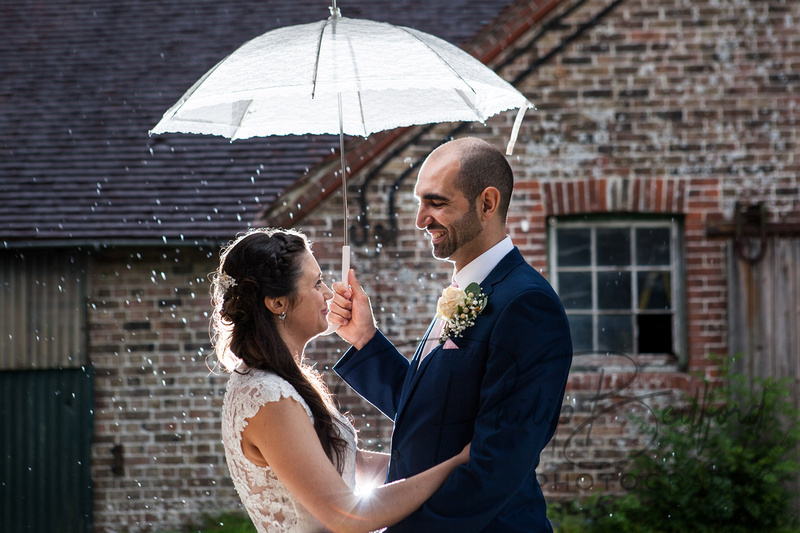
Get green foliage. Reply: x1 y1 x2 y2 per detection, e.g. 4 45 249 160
548 494 646 533
550 358 800 533
158 511 256 533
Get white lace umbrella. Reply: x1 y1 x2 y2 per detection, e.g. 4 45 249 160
151 3 532 329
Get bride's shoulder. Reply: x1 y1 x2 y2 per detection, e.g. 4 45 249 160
226 367 309 415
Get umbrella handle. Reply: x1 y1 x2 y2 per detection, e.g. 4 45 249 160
321 245 350 336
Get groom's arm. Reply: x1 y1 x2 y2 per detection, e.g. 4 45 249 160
335 330 410 420
389 289 573 532
331 269 412 420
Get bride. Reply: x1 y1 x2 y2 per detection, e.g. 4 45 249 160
211 228 469 533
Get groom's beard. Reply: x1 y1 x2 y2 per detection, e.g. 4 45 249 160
431 207 483 260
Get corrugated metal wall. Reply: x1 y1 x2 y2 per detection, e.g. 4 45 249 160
0 250 86 370
0 250 93 531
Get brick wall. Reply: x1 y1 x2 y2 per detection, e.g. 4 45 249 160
89 246 241 531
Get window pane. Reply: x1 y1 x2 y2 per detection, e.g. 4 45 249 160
637 271 672 310
598 271 631 310
596 228 631 266
558 271 592 309
636 227 671 265
557 228 591 266
567 314 593 353
598 315 633 354
638 314 673 354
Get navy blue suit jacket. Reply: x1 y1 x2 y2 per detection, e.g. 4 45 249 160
334 248 572 532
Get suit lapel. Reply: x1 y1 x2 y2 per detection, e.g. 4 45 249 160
395 315 442 424
395 248 525 423
402 317 437 388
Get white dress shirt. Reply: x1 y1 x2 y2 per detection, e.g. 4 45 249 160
453 235 514 288
419 236 514 364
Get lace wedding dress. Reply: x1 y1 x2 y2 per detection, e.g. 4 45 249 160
222 366 357 532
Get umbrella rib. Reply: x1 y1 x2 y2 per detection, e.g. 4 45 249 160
357 92 367 137
455 88 486 123
230 100 254 140
312 19 332 98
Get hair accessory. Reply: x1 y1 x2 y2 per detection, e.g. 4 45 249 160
279 311 286 321
218 272 238 292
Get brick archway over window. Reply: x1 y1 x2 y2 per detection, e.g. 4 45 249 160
541 177 689 216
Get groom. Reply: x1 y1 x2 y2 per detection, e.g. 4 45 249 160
330 137 572 532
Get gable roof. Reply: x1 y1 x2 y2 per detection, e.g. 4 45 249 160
1 0 519 246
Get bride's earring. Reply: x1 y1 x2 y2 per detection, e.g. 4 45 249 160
279 312 286 321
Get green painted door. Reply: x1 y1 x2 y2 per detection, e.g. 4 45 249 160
0 367 94 532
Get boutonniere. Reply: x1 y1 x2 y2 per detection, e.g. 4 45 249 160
435 282 488 344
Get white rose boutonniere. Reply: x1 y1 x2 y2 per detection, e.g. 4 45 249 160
435 282 488 344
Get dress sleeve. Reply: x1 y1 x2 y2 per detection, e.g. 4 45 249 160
228 371 314 436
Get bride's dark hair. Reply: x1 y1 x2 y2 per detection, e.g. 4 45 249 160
211 228 348 472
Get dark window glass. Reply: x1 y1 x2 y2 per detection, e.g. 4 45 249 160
596 228 631 266
637 271 671 310
598 314 633 354
558 271 592 309
568 314 593 353
598 271 631 310
638 314 673 354
557 228 591 267
636 227 671 265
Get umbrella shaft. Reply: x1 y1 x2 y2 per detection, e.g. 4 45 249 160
338 92 348 248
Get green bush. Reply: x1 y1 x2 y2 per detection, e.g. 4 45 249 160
550 358 800 533
158 511 256 533
549 493 645 533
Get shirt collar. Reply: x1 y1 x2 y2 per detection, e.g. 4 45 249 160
453 236 513 288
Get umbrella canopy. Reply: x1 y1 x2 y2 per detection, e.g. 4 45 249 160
150 9 532 148
150 6 533 333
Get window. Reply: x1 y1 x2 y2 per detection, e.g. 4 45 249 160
549 218 684 360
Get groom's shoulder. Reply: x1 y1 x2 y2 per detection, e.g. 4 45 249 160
495 250 551 288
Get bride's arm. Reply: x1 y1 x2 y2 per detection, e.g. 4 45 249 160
242 396 469 533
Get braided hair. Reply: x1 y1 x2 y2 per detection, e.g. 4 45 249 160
211 228 348 473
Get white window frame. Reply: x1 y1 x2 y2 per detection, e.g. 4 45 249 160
548 216 686 366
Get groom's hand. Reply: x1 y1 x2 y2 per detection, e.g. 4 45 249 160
329 269 377 350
